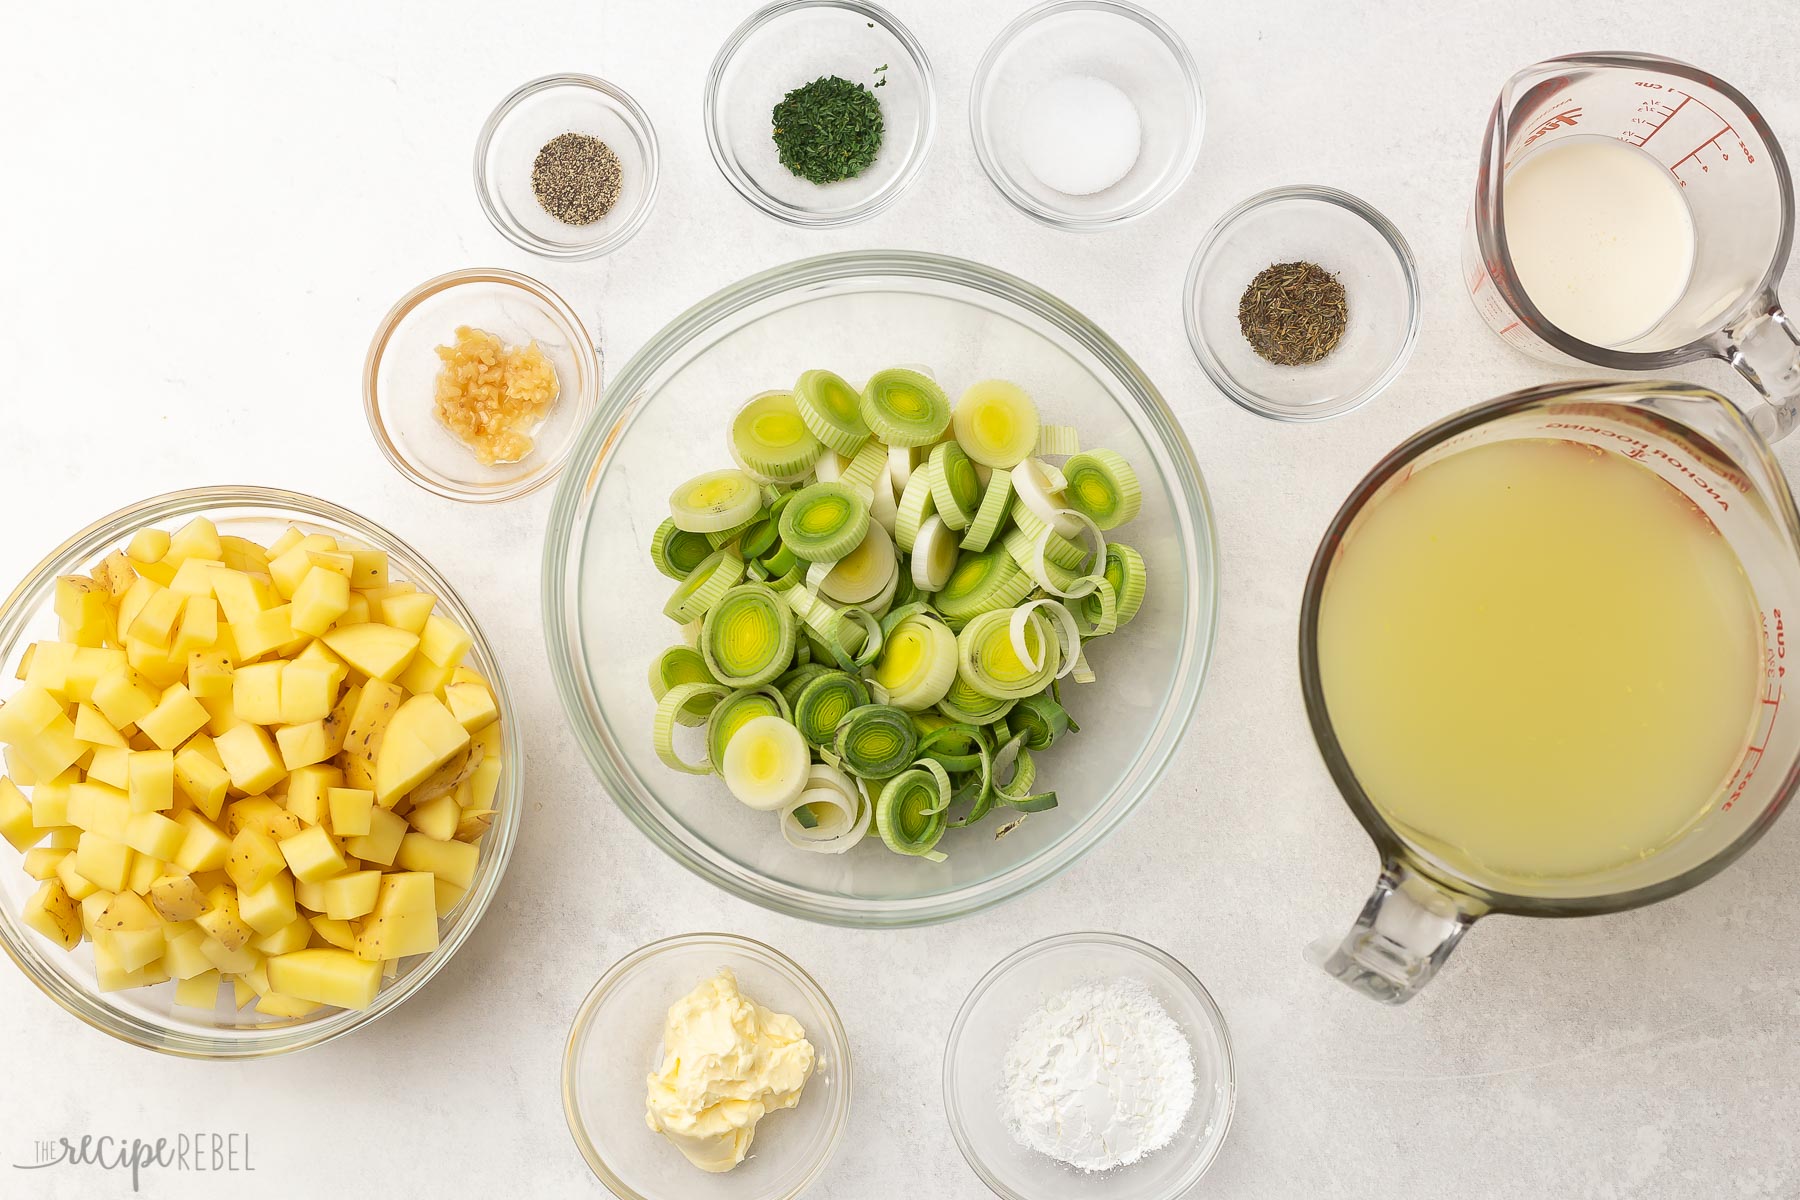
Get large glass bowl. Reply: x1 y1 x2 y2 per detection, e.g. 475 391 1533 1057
0 487 522 1057
543 252 1217 926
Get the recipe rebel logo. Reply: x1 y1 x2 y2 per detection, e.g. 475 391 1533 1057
13 1131 255 1192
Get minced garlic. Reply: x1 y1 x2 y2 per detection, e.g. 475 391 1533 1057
431 325 559 465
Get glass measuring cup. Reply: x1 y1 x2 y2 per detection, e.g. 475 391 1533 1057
1300 380 1800 1003
1464 54 1800 441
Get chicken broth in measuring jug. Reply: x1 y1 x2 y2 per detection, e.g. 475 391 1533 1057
1317 438 1762 887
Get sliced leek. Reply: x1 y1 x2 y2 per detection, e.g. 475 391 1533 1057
1011 458 1080 537
834 704 921 779
875 760 951 860
873 611 958 710
1061 449 1142 530
1035 424 1080 457
895 467 936 553
649 645 720 729
654 682 730 774
779 482 871 562
957 608 1060 699
1008 505 1091 571
792 670 870 747
706 686 791 769
793 369 870 456
838 438 889 500
670 469 764 534
817 521 896 605
934 548 1033 625
720 714 810 810
700 583 797 687
909 515 960 592
869 462 899 535
929 441 981 531
1100 542 1147 626
937 673 1016 725
953 380 1040 468
860 368 951 447
663 548 745 623
780 763 872 853
813 448 846 483
731 390 825 481
888 444 922 496
652 519 715 580
960 469 1013 552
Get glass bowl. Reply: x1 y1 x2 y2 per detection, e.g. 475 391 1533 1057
364 267 601 503
0 487 522 1058
704 0 936 228
943 932 1235 1200
1185 185 1422 422
542 250 1219 926
474 73 660 259
563 933 851 1199
971 0 1203 230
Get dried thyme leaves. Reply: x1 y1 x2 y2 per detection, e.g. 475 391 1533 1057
771 74 884 185
1238 261 1348 366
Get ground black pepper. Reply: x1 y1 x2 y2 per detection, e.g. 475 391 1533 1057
531 132 623 225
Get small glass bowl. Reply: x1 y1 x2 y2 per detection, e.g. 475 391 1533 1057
1186 185 1422 422
704 0 936 228
944 932 1235 1200
971 0 1203 230
364 267 600 503
564 934 852 1199
474 73 660 259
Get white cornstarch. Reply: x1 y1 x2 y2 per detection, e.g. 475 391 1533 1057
999 978 1196 1171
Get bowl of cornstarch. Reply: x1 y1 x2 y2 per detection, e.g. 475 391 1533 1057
943 931 1235 1200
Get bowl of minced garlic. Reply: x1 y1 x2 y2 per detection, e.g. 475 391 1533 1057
562 933 852 1198
363 267 600 503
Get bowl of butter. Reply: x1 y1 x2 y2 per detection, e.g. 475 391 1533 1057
563 932 852 1198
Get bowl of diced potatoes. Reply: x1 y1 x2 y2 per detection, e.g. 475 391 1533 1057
0 486 520 1057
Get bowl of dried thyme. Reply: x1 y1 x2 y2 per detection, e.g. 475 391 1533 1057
704 0 936 228
1184 186 1421 422
475 73 660 260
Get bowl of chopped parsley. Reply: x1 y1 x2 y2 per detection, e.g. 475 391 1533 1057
704 0 936 228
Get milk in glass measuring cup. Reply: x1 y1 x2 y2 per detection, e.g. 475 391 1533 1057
1465 54 1800 440
1301 381 1800 1003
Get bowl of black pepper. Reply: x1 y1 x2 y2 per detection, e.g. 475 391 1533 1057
704 0 936 228
475 73 660 260
1183 186 1422 422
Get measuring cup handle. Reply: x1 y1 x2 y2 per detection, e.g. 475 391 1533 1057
1308 860 1488 1004
1714 290 1800 442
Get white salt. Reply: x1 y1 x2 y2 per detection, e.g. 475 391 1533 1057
1019 75 1142 197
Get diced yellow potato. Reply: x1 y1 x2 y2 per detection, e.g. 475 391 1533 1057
266 527 305 558
54 576 112 646
123 811 185 860
224 825 286 893
220 535 271 574
73 703 127 748
148 873 206 922
124 635 185 689
128 528 172 564
127 587 185 650
99 924 167 973
94 936 170 992
321 623 419 683
31 770 77 828
272 718 332 770
126 850 163 895
56 852 101 900
0 776 42 851
204 936 261 977
373 695 470 806
394 653 455 698
234 605 295 661
309 915 356 949
291 568 350 638
213 724 284 795
352 872 439 962
197 691 244 739
164 926 214 978
253 914 313 955
0 684 62 744
256 991 323 1019
231 661 284 725
443 681 498 733
92 665 161 731
170 596 220 660
433 877 467 918
342 679 403 760
278 660 336 725
376 589 435 635
467 756 503 813
185 648 235 702
173 969 222 1009
166 557 222 598
211 569 263 629
196 884 252 951
239 873 297 936
334 593 371 627
284 764 341 826
279 824 347 883
138 683 209 751
75 831 134 891
63 648 123 704
396 832 479 889
347 550 388 591
268 947 381 1010
127 749 175 813
318 869 380 920
228 974 255 1009
305 550 356 581
15 713 84 782
172 747 230 821
345 806 407 867
225 795 302 841
341 753 375 792
418 614 473 671
167 516 223 564
328 787 374 838
172 811 232 873
93 550 141 599
406 793 460 842
23 846 69 881
270 535 337 599
84 748 129 793
22 878 81 949
22 641 79 698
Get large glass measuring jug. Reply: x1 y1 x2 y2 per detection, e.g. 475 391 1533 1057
1301 380 1800 1003
1464 54 1800 440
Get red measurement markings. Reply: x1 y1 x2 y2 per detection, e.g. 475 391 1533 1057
1624 92 1690 147
1727 609 1785 811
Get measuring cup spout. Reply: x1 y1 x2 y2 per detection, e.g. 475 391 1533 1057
1714 292 1800 442
1309 861 1489 1004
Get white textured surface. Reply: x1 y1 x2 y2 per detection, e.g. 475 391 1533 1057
2 2 1798 1197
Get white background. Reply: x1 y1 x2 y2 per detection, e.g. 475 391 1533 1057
3 1 1798 1197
